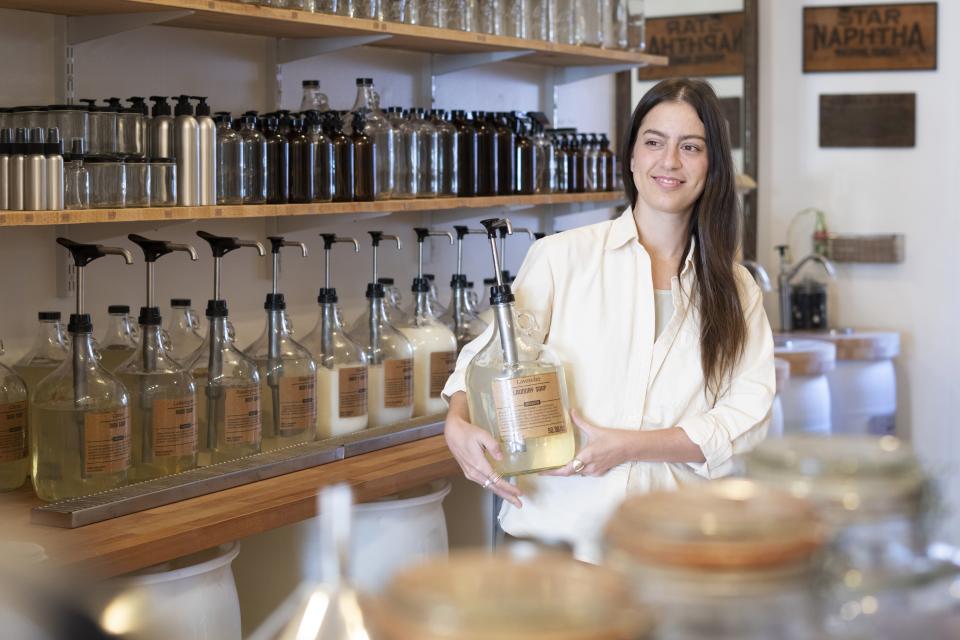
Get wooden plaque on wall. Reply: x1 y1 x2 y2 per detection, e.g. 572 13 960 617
637 12 744 80
803 3 937 72
819 93 916 147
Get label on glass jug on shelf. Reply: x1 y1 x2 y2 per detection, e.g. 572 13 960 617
339 366 368 419
492 372 566 441
84 408 131 476
224 385 261 445
279 375 316 437
430 351 458 398
0 401 26 463
152 397 197 458
384 358 413 408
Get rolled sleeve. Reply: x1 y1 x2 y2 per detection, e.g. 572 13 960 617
676 277 775 479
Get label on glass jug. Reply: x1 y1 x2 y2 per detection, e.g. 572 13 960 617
492 372 567 441
0 401 26 463
152 397 197 458
224 385 261 445
84 408 131 476
339 366 368 419
279 375 316 437
383 358 413 408
430 351 458 398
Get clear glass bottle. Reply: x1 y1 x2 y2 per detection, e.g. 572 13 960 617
378 277 412 327
352 111 378 202
424 273 446 316
555 0 575 44
99 305 139 372
744 436 960 639
32 239 133 502
239 114 267 204
465 219 573 476
288 116 316 204
411 108 439 198
0 353 28 491
118 235 198 482
300 80 330 113
400 229 457 417
343 78 395 200
349 233 414 428
599 133 617 191
244 238 317 451
64 139 91 210
604 479 827 640
613 0 629 49
431 109 458 197
478 0 503 34
391 108 419 200
528 0 549 41
165 298 204 364
214 112 244 205
592 133 608 191
188 231 265 465
301 235 369 439
15 311 69 396
574 0 603 46
440 225 489 351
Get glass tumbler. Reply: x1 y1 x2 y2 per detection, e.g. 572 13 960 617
86 156 125 208
149 160 177 206
124 158 150 207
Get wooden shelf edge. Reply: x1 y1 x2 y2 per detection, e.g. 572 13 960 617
0 0 667 68
0 192 626 228
0 435 460 578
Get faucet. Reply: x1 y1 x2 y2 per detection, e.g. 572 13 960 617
740 260 772 292
775 246 836 332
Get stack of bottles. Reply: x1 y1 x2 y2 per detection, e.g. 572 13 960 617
230 1 647 50
1 222 505 502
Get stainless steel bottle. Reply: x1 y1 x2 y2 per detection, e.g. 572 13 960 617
24 127 47 211
173 95 200 206
45 127 64 210
0 128 10 209
8 128 26 211
193 97 217 206
148 96 175 161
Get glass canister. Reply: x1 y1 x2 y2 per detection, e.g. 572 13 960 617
11 106 47 132
604 479 827 640
743 436 960 639
124 158 150 207
368 550 654 640
440 0 474 31
47 105 89 154
0 108 10 131
82 101 118 157
117 104 145 158
149 160 177 206
86 155 125 208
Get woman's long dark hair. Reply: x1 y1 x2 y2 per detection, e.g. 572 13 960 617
621 78 745 398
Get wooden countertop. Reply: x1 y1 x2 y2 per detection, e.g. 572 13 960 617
0 435 458 579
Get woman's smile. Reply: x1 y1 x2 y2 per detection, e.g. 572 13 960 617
652 175 685 190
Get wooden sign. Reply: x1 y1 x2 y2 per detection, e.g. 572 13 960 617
638 12 744 80
803 3 937 72
819 93 915 147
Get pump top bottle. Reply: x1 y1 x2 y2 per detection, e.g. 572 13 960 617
173 95 200 205
118 235 199 481
439 225 489 351
464 219 575 477
148 96 175 161
350 232 414 427
399 228 458 417
191 96 216 206
0 127 12 210
188 231 265 465
31 238 134 502
244 237 318 451
302 234 368 439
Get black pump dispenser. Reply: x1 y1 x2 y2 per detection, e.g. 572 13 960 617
56 238 134 333
196 230 265 317
191 96 212 117
318 233 359 304
174 95 194 117
128 234 199 326
149 96 172 117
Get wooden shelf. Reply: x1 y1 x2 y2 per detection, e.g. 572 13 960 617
0 191 625 228
0 0 667 68
0 435 459 578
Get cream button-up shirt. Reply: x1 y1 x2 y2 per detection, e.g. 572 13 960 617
442 207 775 561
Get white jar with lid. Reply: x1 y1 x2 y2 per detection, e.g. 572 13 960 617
743 435 960 639
603 479 826 640
774 338 836 434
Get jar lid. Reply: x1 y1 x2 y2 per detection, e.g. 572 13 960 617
370 550 652 640
47 104 85 111
774 358 790 393
122 156 148 163
773 338 836 376
782 329 900 361
604 479 824 571
10 106 47 112
148 157 176 164
742 435 927 524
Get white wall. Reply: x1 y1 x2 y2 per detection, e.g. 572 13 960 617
758 0 960 540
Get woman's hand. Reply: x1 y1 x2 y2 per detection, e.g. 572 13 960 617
542 409 635 477
444 393 523 508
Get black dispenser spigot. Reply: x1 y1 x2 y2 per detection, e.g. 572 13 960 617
128 234 198 325
479 219 516 306
412 227 453 293
319 234 359 304
365 231 401 299
196 231 265 317
56 238 134 332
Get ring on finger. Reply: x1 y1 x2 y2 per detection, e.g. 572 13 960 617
571 458 585 474
483 471 502 490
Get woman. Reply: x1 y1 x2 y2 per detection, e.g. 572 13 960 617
442 78 775 562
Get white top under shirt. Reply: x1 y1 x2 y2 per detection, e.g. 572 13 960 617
442 207 776 562
654 289 674 340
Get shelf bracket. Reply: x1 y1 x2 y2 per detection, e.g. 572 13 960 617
552 62 649 86
430 50 535 76
66 10 195 45
276 35 392 64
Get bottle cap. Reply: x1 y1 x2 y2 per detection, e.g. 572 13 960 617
192 96 211 117
170 298 191 307
13 127 27 148
173 95 194 117
317 287 338 304
303 79 320 87
423 273 435 281
138 306 162 326
44 127 63 155
67 313 93 333
214 112 232 126
205 299 228 318
264 293 286 310
411 277 430 293
355 77 364 86
108 304 130 314
149 96 172 117
365 282 385 299
377 277 395 286
38 311 61 321
449 273 468 288
489 284 515 305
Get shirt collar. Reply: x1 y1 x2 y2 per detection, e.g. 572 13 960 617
606 206 697 276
